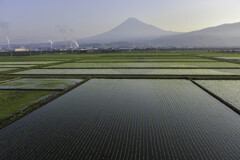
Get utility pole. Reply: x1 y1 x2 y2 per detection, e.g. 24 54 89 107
64 37 66 50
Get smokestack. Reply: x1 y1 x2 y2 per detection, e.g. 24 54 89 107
6 36 12 56
64 36 66 49
6 36 10 49
48 39 53 50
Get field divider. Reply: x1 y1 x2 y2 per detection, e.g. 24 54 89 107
43 67 240 69
0 88 64 91
0 78 91 129
190 79 240 115
0 77 21 84
192 55 240 65
8 74 240 79
33 59 80 69
0 64 39 65
0 58 80 75
0 66 27 68
75 61 216 63
5 74 240 80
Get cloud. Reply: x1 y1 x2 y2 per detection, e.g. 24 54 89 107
0 21 8 31
0 21 9 40
56 24 73 34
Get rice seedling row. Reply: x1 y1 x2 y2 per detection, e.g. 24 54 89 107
0 79 239 159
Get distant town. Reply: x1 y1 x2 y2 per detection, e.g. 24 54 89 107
1 42 240 56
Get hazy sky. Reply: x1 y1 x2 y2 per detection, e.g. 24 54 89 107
0 0 240 44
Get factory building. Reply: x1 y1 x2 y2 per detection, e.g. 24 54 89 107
15 47 29 52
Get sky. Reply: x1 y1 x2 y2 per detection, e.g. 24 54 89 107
0 0 240 44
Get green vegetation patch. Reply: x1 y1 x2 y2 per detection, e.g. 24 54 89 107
0 90 56 121
0 77 14 82
46 62 240 68
0 65 36 68
0 68 18 72
13 68 236 75
197 80 240 111
0 54 78 62
213 69 240 74
0 61 59 65
217 57 240 60
193 53 240 57
79 56 205 60
77 58 215 62
0 79 82 90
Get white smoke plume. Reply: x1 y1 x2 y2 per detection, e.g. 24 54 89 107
6 36 11 50
72 40 79 48
6 36 10 44
48 39 53 50
48 39 53 45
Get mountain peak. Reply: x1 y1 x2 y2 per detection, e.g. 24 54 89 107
120 17 144 26
79 18 179 43
125 17 140 22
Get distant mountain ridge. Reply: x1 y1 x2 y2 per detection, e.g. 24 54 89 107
78 18 240 48
3 18 240 48
78 18 180 43
150 22 240 48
